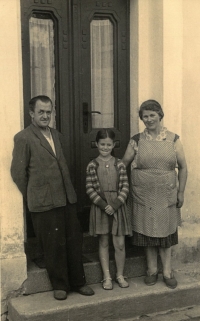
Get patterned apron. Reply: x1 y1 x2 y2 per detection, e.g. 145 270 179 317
129 132 181 237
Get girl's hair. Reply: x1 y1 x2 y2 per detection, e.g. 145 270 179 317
95 129 115 143
139 99 164 121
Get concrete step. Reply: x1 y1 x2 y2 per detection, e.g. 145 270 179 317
23 248 153 295
8 271 200 321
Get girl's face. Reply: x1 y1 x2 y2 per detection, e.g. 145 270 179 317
96 137 115 158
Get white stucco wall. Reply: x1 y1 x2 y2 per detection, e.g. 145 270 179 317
130 0 183 134
162 0 182 134
0 0 27 315
130 0 163 135
182 0 200 224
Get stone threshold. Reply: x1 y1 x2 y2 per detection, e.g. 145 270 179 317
8 271 200 321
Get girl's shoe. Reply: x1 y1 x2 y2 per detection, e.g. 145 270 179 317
116 275 129 288
101 277 113 290
144 271 158 286
163 272 177 289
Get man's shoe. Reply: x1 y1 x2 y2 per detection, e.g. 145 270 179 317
144 271 158 286
163 272 177 289
73 285 95 296
54 290 67 300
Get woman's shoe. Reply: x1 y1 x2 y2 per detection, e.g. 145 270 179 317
54 290 67 300
101 277 113 290
144 271 158 286
116 275 129 288
163 272 177 289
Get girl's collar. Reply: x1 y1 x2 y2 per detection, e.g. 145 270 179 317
97 155 113 162
144 127 167 141
94 157 118 166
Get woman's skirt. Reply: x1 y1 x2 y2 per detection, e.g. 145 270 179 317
131 230 178 248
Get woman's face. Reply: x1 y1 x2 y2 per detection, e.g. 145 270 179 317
142 110 161 130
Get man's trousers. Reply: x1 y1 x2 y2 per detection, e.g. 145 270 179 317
31 203 86 292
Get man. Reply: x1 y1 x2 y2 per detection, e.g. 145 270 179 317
11 95 94 300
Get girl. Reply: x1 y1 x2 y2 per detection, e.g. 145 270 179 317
86 129 131 290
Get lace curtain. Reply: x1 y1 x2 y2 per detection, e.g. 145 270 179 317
90 19 114 128
29 17 56 128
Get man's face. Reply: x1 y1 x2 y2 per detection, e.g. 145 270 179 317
30 100 52 129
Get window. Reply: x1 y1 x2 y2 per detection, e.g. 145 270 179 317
29 15 56 128
90 19 114 128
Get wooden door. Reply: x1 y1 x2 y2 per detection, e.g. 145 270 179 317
73 0 130 229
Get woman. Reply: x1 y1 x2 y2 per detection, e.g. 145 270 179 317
123 100 187 289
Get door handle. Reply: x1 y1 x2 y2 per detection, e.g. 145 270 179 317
86 111 101 114
83 102 101 133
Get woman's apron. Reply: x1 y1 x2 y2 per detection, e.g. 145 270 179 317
129 132 181 237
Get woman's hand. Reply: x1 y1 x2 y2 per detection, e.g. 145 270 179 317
176 191 184 208
122 139 136 167
105 205 115 215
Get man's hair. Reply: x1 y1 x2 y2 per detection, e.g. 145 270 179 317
29 95 53 112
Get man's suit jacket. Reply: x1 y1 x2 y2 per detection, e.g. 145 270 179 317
11 124 77 212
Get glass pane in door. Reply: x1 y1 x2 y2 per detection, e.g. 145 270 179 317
90 19 114 128
29 17 56 128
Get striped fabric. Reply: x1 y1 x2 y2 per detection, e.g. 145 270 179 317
86 158 129 211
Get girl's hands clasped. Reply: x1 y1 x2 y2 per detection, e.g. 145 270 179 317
105 205 115 215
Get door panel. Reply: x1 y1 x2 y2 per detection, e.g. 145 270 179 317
21 0 75 237
21 0 75 167
74 0 130 224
